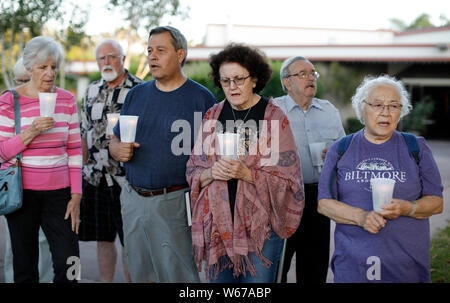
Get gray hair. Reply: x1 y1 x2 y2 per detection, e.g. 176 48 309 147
279 56 309 92
351 75 412 124
149 26 188 66
95 39 124 58
22 36 64 71
13 58 28 79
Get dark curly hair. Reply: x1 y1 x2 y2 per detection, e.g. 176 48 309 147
209 43 272 93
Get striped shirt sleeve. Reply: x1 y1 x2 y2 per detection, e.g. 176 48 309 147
66 94 82 194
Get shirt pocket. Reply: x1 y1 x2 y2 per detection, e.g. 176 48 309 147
318 129 339 141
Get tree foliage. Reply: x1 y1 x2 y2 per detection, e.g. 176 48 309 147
0 0 63 36
390 13 450 31
107 0 185 33
107 0 187 77
318 62 364 105
1 0 63 88
0 0 89 90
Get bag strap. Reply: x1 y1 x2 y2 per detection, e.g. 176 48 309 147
11 89 22 162
329 133 354 200
401 132 420 166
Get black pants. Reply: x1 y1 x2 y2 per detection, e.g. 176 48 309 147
281 183 330 283
5 188 79 283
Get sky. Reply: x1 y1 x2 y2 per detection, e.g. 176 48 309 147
80 0 448 44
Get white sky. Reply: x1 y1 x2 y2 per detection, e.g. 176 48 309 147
81 0 448 44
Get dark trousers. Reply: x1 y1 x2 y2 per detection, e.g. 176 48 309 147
78 177 124 246
5 188 79 283
281 183 330 283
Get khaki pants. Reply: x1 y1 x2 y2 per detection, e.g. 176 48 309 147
120 182 200 283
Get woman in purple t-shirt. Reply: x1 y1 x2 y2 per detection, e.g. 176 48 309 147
317 75 443 283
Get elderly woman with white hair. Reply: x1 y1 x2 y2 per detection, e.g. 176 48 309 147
0 36 82 283
317 75 443 283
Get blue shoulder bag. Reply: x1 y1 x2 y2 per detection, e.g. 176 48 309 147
0 89 23 215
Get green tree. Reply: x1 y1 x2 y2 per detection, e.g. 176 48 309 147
319 62 364 105
107 0 188 78
0 0 89 90
0 0 63 88
55 3 90 89
389 13 450 31
408 13 435 29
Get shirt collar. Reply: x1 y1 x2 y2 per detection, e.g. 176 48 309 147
286 95 323 112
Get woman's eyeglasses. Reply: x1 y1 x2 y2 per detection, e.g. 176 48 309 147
14 78 29 85
219 75 251 87
364 101 403 113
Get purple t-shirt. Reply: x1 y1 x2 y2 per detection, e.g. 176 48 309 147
318 129 443 283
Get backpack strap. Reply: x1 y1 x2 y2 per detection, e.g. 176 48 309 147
401 132 420 166
329 132 419 200
329 133 354 200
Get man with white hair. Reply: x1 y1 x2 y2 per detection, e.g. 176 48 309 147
274 56 346 283
79 39 143 282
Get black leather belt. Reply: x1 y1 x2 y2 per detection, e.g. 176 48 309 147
130 184 189 197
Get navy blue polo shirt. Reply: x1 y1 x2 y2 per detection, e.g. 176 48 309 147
114 79 215 189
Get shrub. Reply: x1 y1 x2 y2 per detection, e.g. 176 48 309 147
401 96 435 135
346 117 364 134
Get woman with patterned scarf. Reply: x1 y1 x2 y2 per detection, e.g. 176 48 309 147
186 43 305 283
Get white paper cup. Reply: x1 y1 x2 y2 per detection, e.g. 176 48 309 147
217 133 239 160
38 92 57 117
119 115 139 143
106 113 120 136
370 178 396 212
309 142 326 167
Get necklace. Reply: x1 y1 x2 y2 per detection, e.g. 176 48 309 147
231 105 252 123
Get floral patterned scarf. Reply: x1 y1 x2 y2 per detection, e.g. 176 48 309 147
186 98 304 279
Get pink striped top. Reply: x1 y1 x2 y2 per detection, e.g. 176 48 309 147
0 88 82 194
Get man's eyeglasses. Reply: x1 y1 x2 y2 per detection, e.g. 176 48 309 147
287 71 320 80
364 101 403 113
96 54 122 63
219 75 251 88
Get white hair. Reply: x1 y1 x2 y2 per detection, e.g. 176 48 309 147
279 56 309 92
351 75 412 124
22 36 64 71
13 58 28 78
95 39 124 58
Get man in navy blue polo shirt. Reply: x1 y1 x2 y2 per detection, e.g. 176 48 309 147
109 26 215 282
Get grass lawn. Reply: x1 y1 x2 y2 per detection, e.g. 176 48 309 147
430 223 450 283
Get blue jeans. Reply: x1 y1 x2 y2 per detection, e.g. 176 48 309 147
210 230 283 283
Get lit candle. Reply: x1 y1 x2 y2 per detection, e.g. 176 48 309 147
218 133 239 159
126 119 137 140
38 92 57 117
119 115 139 143
106 113 119 135
370 178 395 212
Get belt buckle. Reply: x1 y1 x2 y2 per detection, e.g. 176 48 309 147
147 187 166 196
